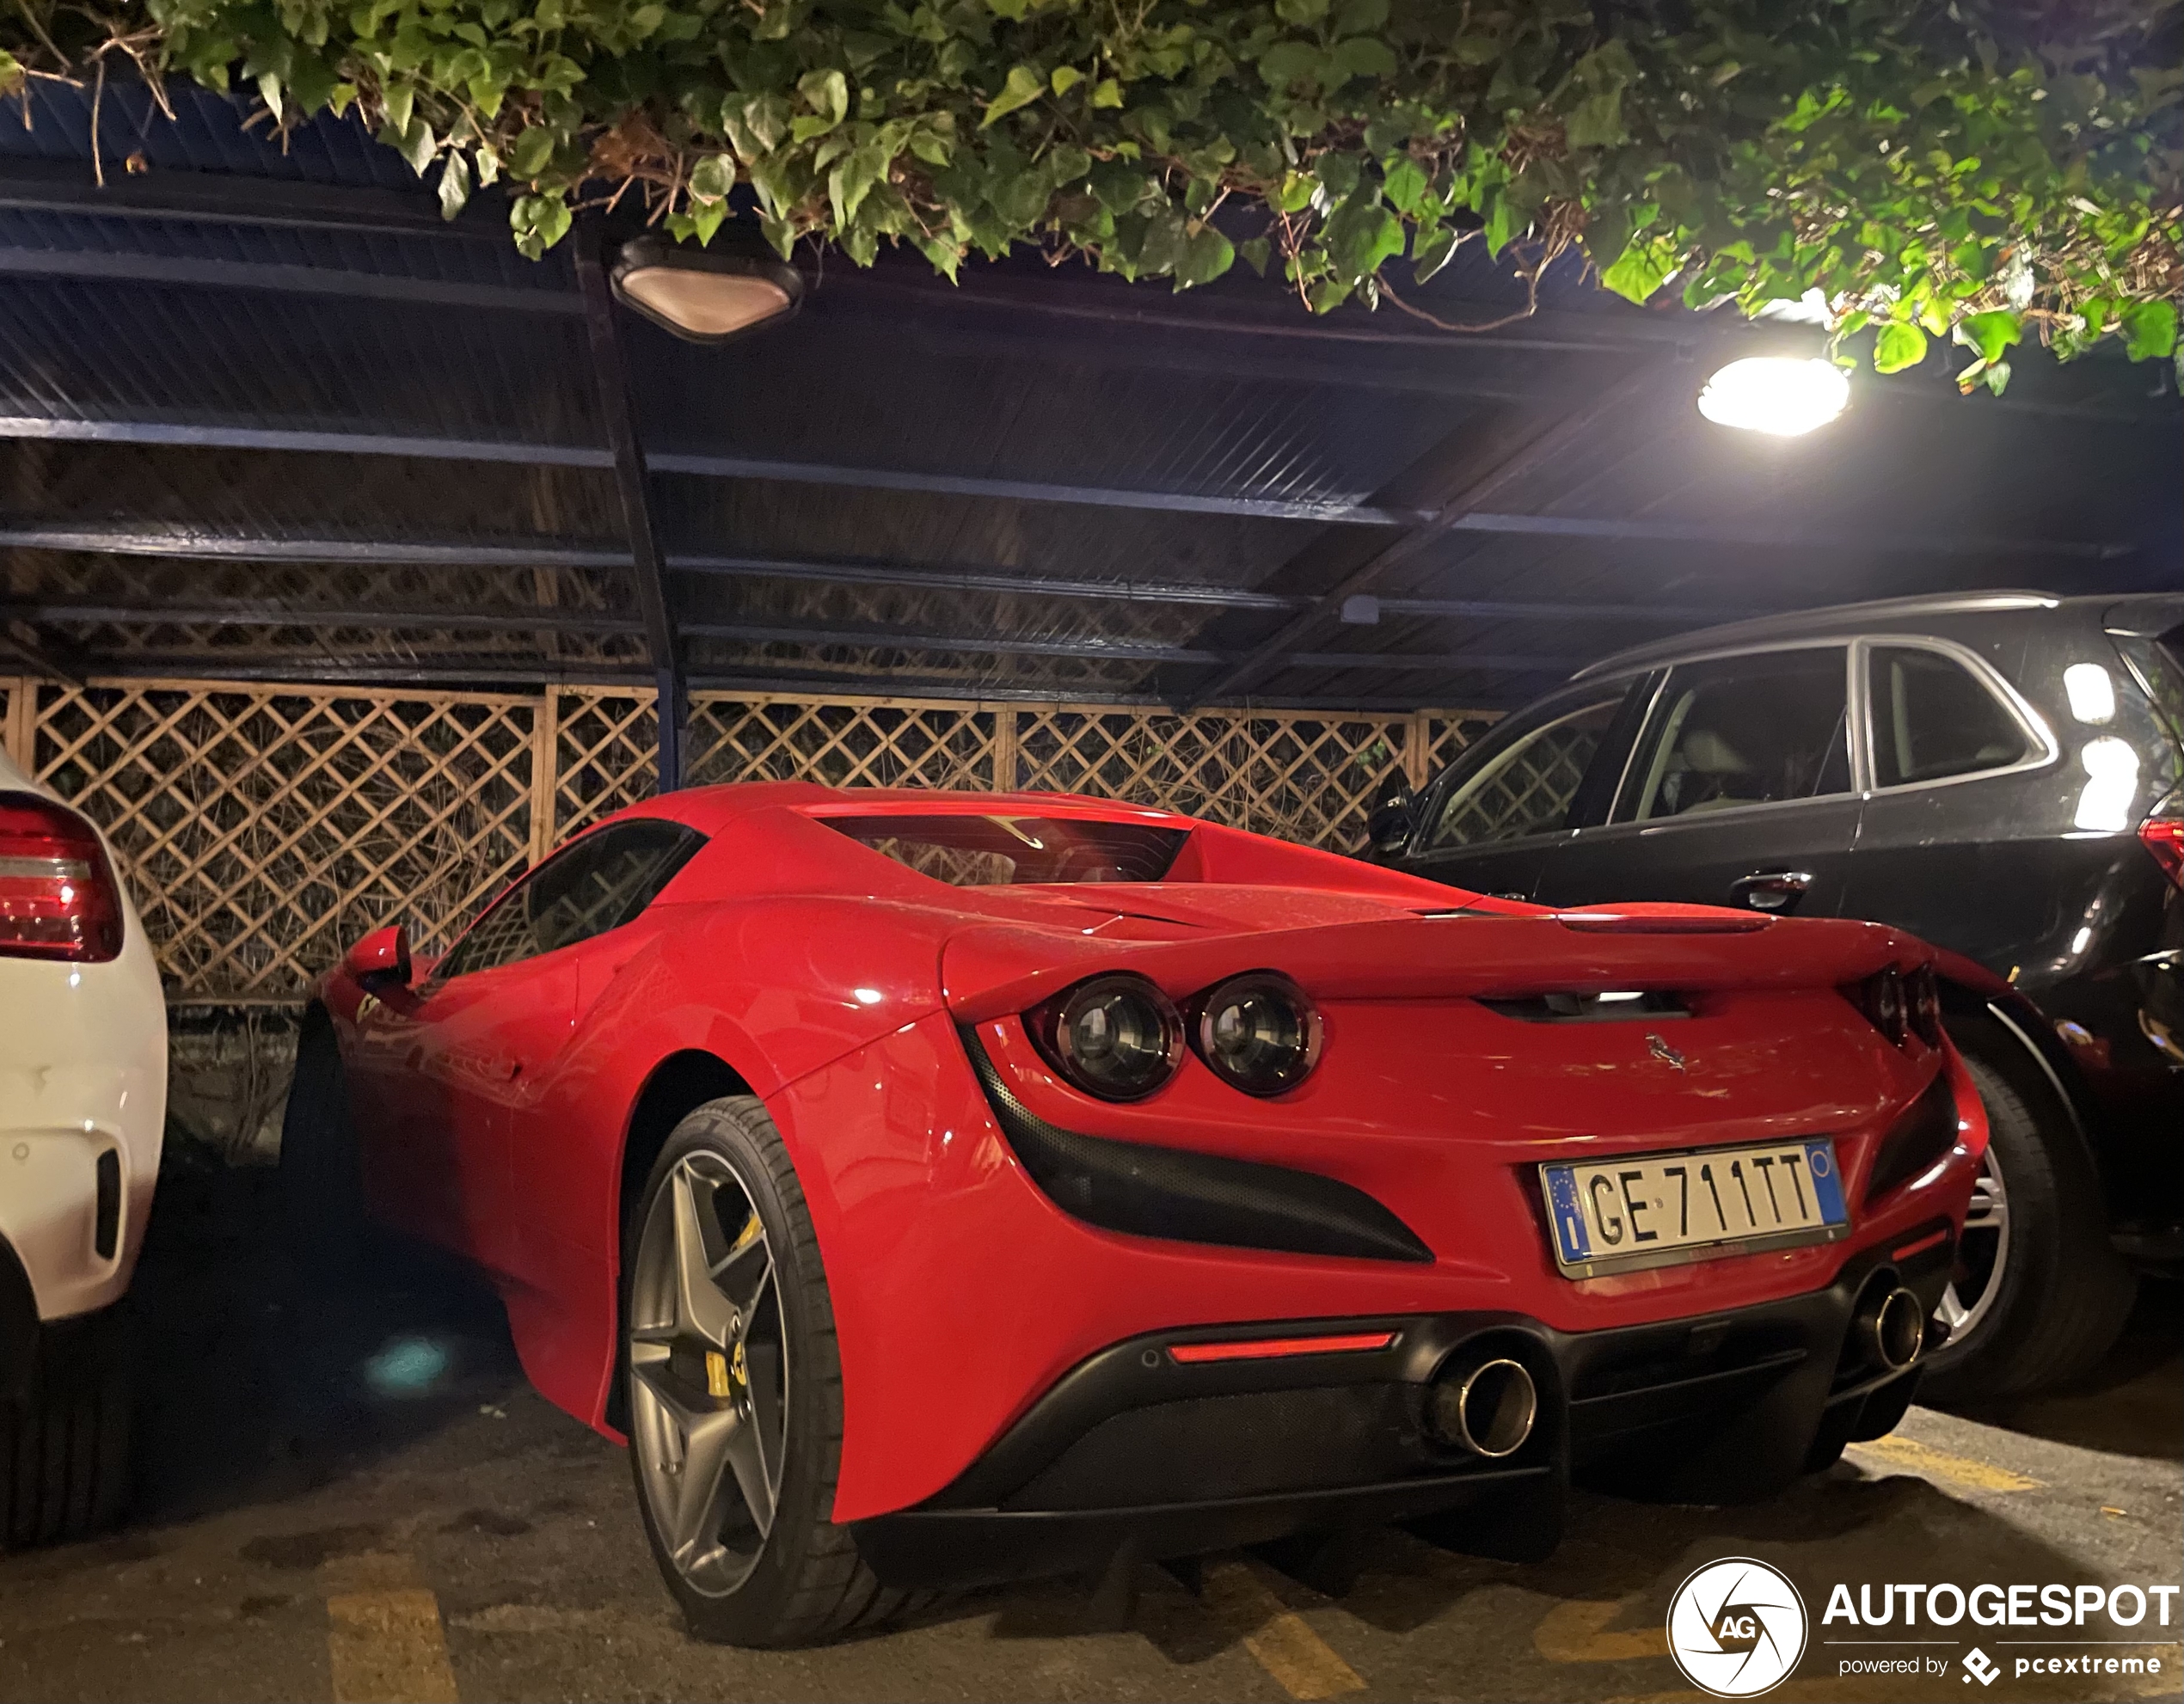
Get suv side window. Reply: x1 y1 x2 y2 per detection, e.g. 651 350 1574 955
438 819 704 979
1618 647 1852 822
1428 691 1628 849
1865 646 2033 789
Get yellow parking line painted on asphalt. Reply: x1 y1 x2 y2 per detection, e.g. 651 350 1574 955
1533 1593 1672 1663
319 1553 460 1704
1849 1435 2042 1493
1199 1560 1365 1701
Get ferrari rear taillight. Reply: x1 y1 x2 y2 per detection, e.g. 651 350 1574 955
1856 967 1910 1046
0 792 123 962
1907 965 1944 1047
1847 963 1946 1051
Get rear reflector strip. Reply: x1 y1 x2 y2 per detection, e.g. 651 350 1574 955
1892 1228 1951 1262
1169 1331 1396 1365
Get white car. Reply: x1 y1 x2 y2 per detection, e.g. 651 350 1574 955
0 748 165 1545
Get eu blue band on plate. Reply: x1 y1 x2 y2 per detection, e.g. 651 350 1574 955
1803 1137 1849 1224
1545 1167 1590 1263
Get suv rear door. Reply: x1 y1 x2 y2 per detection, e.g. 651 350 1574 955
1536 643 1862 915
1838 636 2055 965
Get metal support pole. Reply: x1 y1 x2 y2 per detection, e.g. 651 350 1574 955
574 218 684 792
655 666 689 794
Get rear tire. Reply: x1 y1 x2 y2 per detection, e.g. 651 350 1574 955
277 1016 367 1285
1 1308 133 1548
1919 1049 2135 1401
622 1096 931 1646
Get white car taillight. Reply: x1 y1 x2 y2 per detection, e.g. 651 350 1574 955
0 791 124 962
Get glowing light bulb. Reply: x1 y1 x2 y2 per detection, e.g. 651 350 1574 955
1697 358 1850 436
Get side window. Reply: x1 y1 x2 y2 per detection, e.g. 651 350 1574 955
437 820 704 980
1619 647 1851 822
1868 647 2032 788
1429 694 1627 848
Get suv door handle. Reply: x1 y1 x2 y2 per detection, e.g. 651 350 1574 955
1730 870 1814 913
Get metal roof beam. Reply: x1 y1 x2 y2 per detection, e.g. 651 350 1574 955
0 415 613 467
0 523 631 569
1178 363 1668 708
1287 651 1577 674
0 525 1760 623
0 247 582 316
73 651 1521 709
0 156 505 241
7 598 1586 676
0 601 643 635
645 451 1420 525
0 417 1414 525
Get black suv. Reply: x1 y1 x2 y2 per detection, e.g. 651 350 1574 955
1369 591 2183 1401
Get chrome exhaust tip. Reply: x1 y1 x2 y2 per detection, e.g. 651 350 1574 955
1859 1285 1927 1373
1431 1355 1538 1458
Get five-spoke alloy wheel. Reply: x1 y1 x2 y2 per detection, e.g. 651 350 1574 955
629 1149 789 1597
1934 1145 2009 1345
623 1096 923 1646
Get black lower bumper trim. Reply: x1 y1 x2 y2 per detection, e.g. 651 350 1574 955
851 1225 1957 1590
855 1465 1550 1591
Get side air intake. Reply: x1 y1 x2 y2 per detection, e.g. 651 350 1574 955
960 1028 1432 1264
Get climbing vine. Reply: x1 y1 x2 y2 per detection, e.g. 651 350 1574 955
4 0 2179 387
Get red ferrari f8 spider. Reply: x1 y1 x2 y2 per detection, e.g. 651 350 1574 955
285 783 1985 1645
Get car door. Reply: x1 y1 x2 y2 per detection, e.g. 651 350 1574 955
1397 676 1655 901
1536 643 1862 916
1840 637 2055 970
349 849 578 1259
407 818 708 1275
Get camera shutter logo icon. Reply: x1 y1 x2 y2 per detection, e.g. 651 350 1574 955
1666 1558 1809 1697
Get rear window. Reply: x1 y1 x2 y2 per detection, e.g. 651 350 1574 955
1868 647 2031 788
824 815 1187 886
2149 627 2184 743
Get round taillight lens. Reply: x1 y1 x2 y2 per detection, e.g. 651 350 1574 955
1909 965 1944 1046
1034 974 1182 1101
1870 967 1908 1045
1194 973 1323 1097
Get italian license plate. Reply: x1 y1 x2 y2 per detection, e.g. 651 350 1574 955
1539 1138 1850 1278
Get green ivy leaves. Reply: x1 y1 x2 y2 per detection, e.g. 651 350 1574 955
12 0 2174 380
1874 322 1929 376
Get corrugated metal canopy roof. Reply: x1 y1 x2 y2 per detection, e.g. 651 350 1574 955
1 78 2177 711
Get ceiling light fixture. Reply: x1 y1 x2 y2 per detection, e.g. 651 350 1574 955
1696 356 1850 436
609 234 805 344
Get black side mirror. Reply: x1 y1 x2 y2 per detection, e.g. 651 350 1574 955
1365 777 1417 855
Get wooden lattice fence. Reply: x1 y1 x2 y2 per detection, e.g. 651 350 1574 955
0 677 1494 1005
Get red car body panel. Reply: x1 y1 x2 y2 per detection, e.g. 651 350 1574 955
317 783 1987 1527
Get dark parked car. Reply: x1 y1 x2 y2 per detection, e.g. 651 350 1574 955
1368 591 2183 1400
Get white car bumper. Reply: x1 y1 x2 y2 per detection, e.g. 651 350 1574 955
0 922 166 1324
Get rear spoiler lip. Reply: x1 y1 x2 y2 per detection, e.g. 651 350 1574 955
1550 910 1773 935
940 910 1928 1027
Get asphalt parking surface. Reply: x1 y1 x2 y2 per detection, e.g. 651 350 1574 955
3 1149 2177 1704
